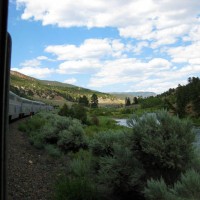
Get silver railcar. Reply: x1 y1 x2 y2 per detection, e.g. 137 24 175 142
9 91 53 120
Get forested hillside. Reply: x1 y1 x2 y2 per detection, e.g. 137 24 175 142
10 71 123 106
138 77 200 119
176 77 200 117
110 91 156 99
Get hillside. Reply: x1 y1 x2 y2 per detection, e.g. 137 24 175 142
139 77 200 119
10 71 123 107
110 92 156 99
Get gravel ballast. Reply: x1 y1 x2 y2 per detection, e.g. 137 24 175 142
7 118 68 200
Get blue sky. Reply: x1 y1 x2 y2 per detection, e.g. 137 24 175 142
8 0 200 94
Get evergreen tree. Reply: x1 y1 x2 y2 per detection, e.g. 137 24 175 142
58 103 70 117
70 104 87 124
91 93 98 108
125 97 131 106
176 77 200 117
78 95 89 107
133 97 138 104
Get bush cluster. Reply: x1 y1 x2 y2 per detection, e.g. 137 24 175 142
59 103 87 124
127 111 196 183
19 112 87 154
20 110 200 200
145 169 200 200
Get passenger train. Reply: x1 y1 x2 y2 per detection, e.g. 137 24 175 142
9 91 53 121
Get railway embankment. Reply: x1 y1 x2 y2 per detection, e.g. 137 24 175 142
7 118 68 200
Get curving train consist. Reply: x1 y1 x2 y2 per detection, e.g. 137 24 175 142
9 91 53 121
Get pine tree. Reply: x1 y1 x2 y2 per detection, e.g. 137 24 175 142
125 97 131 106
91 93 98 108
78 95 89 107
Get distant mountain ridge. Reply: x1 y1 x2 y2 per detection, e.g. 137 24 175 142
110 92 156 99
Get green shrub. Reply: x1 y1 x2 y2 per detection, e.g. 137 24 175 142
19 112 87 153
120 108 133 114
59 103 88 124
172 169 200 200
140 96 163 109
45 144 62 157
41 125 59 144
27 115 72 148
90 130 128 157
57 120 87 153
127 110 196 183
145 169 200 200
90 115 99 126
29 132 44 149
18 122 27 132
89 107 112 116
18 114 46 133
69 150 93 178
97 144 144 198
55 176 99 200
58 103 70 117
70 104 88 124
144 178 173 200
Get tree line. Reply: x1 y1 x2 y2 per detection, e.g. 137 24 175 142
176 77 200 117
59 93 99 124
125 96 138 106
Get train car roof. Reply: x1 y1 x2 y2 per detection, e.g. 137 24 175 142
9 91 20 97
10 91 45 105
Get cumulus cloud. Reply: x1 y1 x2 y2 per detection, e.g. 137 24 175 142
43 35 200 93
17 0 200 47
45 38 130 74
63 78 77 84
45 38 127 60
56 59 102 74
132 41 149 54
87 55 200 93
88 58 172 87
15 56 55 78
12 67 54 79
167 41 200 64
20 58 41 68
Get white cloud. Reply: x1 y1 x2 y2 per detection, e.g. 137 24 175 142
57 59 101 74
167 41 200 64
88 58 172 88
87 55 200 93
37 56 48 60
45 38 130 74
12 67 54 79
14 56 55 78
45 38 127 60
119 24 153 40
133 41 149 54
188 25 200 42
20 55 53 68
63 78 77 84
17 0 200 47
20 58 41 68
